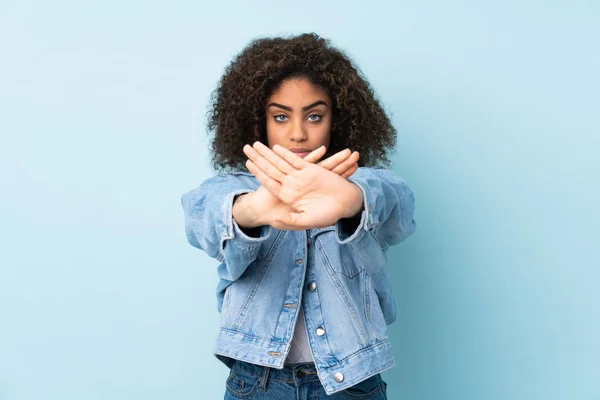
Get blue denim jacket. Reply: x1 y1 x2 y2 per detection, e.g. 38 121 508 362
181 167 416 395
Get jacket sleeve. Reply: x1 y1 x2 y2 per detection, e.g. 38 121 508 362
335 167 416 249
181 174 272 282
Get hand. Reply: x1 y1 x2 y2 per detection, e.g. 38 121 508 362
233 145 360 228
312 146 360 179
243 143 364 230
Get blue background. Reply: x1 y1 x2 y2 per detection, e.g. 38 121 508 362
1 1 598 399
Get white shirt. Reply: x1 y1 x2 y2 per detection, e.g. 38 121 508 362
284 306 314 364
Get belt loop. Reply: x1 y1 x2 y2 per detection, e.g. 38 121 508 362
259 366 271 391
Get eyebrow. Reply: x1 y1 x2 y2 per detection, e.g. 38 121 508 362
267 100 328 112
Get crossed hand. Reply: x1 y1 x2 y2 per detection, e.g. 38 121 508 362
232 142 364 231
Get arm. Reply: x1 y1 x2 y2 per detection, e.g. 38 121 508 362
335 167 416 248
181 174 271 282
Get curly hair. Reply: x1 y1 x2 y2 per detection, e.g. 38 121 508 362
207 33 397 171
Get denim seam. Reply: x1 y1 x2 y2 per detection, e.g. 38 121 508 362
232 230 288 330
317 241 370 347
220 327 282 343
364 273 378 341
317 233 361 279
335 339 393 365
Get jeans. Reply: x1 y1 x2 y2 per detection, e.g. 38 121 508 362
224 359 388 399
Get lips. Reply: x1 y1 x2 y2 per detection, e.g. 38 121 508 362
290 148 312 159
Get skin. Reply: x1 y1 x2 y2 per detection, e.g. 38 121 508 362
245 143 364 230
233 77 364 230
265 77 332 159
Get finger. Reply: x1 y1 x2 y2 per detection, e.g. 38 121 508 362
243 144 286 183
303 146 327 164
252 141 296 174
271 213 309 231
331 151 360 175
317 148 352 170
272 144 307 170
245 160 282 198
340 163 358 179
270 219 303 231
272 210 334 231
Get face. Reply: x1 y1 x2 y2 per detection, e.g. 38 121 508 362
264 77 332 159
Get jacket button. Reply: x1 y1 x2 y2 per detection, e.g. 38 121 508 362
307 282 317 291
334 372 344 383
295 259 304 264
316 327 326 336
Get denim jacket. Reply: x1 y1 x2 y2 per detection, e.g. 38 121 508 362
181 167 416 395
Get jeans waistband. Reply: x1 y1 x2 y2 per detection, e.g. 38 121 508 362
232 359 320 390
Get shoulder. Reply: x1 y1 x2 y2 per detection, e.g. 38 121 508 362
199 171 257 188
352 166 407 182
182 171 258 204
350 168 414 200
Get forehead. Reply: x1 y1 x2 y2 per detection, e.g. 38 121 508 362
268 77 329 102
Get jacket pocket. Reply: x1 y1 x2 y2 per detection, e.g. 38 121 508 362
315 229 364 279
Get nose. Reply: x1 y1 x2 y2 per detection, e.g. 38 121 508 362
289 119 307 142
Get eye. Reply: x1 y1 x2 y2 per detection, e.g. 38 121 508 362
307 114 322 122
274 115 288 122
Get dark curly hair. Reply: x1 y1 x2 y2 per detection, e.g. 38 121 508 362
207 33 397 171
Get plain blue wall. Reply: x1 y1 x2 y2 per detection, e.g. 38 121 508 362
1 1 598 399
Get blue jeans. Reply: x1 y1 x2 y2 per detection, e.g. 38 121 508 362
224 360 388 399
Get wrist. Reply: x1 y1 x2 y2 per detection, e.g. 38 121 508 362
232 192 264 228
341 183 364 219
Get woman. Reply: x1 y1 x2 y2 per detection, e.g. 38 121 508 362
181 33 416 399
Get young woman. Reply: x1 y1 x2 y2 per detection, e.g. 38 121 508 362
182 33 416 399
